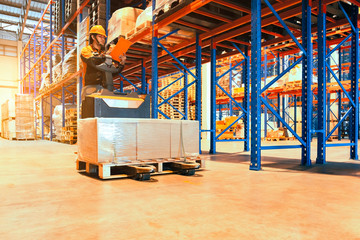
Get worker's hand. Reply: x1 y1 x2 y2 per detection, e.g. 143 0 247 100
106 44 115 55
119 54 126 65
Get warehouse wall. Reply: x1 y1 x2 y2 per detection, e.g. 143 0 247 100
0 39 21 134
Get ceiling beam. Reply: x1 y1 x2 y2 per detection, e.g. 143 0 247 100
19 0 32 40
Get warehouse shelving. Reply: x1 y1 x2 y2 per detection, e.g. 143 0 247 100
19 0 91 140
19 0 360 170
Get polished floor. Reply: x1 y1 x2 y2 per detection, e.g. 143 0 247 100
1 138 360 240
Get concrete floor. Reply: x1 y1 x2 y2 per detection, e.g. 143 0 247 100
1 138 360 240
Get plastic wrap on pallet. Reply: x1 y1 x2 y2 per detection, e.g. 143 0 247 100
62 48 77 80
1 99 15 120
77 118 199 164
135 6 152 28
107 7 143 44
14 94 35 140
137 120 171 159
52 105 63 140
2 119 16 139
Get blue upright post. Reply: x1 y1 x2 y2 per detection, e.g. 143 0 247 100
301 0 312 166
50 94 53 141
349 4 359 159
61 0 65 59
282 95 286 124
184 69 188 120
141 59 146 94
229 59 233 116
41 97 44 139
277 93 281 127
106 0 110 35
218 104 222 120
316 0 326 164
120 80 124 93
277 53 281 129
338 47 342 140
294 95 297 134
23 50 25 93
338 90 342 140
326 46 331 136
33 26 37 98
28 40 31 94
62 87 65 127
210 38 217 154
151 0 158 118
49 3 53 85
244 46 250 152
250 0 262 170
264 49 268 138
195 33 202 154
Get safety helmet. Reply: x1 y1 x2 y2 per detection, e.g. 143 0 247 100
89 25 107 37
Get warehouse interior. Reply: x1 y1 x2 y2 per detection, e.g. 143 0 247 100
1 0 360 239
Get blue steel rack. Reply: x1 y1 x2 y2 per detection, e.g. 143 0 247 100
19 0 91 140
250 0 360 170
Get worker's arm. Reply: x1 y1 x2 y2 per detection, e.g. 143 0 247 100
113 54 126 73
81 47 106 67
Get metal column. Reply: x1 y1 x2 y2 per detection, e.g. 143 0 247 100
349 4 359 159
151 0 158 118
316 0 326 164
244 46 250 152
210 38 216 154
250 0 262 170
195 33 202 154
301 0 312 166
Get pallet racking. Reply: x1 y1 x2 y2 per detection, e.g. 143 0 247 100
19 0 360 170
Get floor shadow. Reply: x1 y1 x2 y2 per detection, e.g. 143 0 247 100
202 152 360 177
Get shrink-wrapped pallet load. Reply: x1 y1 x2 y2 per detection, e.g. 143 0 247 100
1 99 16 139
78 118 199 164
78 17 90 54
15 94 35 140
62 48 77 80
107 7 143 44
52 105 63 140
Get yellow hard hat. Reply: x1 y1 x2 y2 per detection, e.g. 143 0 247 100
89 25 107 37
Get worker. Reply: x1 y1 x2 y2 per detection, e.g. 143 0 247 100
80 25 126 101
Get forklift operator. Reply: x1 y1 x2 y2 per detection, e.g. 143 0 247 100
80 25 126 101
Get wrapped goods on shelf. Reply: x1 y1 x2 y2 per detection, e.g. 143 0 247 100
135 6 152 28
79 17 89 52
107 7 143 44
1 119 16 140
40 73 50 92
52 105 63 140
52 62 63 83
15 94 35 140
78 118 199 164
60 107 77 144
62 48 77 80
46 53 62 74
1 99 15 121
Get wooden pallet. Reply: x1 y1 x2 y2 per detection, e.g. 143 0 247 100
76 157 205 180
265 136 295 141
126 21 151 40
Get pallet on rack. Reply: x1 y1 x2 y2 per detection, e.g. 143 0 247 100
126 21 151 40
76 156 205 180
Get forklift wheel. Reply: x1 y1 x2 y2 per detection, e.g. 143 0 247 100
180 169 195 176
134 173 151 181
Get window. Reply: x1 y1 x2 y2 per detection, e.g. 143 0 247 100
0 44 17 57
